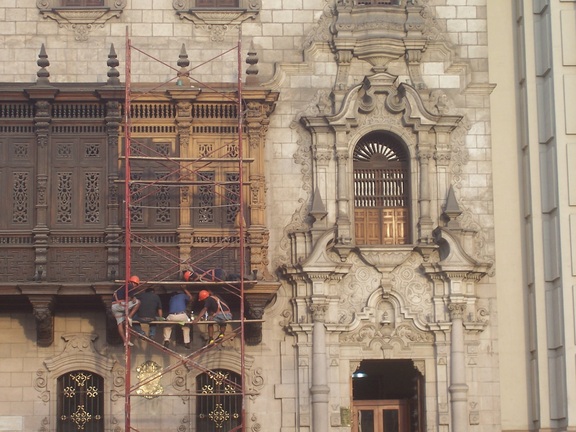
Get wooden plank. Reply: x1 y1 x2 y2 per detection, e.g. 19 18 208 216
116 280 257 286
133 319 264 325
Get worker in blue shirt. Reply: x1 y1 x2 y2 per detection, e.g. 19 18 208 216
163 286 193 349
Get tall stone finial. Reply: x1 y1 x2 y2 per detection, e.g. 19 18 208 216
310 186 327 223
245 41 259 85
36 44 50 86
107 44 120 85
443 185 462 229
176 44 190 86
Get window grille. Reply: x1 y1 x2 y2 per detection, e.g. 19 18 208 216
196 370 242 431
57 371 104 432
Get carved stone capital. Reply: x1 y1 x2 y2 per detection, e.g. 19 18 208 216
310 303 328 323
448 302 466 321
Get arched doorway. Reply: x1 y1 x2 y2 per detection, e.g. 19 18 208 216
352 360 425 432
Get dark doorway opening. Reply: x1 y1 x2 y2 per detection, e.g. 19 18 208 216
352 359 425 432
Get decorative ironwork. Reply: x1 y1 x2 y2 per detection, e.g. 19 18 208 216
57 172 73 224
135 361 164 399
58 371 103 432
84 172 101 223
12 172 29 224
197 369 241 431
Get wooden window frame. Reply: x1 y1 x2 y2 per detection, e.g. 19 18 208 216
353 133 410 246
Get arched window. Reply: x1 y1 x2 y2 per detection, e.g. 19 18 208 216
196 369 242 431
353 132 410 245
57 370 104 432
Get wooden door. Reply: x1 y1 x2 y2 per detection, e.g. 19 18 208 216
352 400 409 432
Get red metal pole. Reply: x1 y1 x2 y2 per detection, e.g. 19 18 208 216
124 26 133 432
237 32 246 432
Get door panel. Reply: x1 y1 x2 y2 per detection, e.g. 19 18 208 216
352 400 408 432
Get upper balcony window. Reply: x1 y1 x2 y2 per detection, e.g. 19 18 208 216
353 132 410 246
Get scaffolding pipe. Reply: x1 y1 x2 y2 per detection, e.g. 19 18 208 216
237 32 247 432
123 27 134 432
121 30 248 432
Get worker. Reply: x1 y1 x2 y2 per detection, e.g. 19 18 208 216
111 275 141 347
193 290 232 345
163 286 193 349
133 286 163 339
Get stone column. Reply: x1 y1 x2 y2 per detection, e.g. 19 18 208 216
417 146 434 242
310 302 330 432
448 302 468 432
335 148 351 246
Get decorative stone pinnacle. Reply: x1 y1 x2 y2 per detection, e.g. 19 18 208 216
107 44 120 85
36 44 50 86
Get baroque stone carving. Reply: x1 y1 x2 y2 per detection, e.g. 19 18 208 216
37 1 127 42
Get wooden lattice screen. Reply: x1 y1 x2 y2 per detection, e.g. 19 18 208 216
353 133 409 245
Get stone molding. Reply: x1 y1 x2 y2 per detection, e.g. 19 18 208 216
36 0 127 41
173 0 260 42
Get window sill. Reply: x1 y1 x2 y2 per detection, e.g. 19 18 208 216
37 1 126 41
178 8 258 26
173 0 260 41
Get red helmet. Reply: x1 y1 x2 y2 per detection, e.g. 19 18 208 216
183 270 192 282
129 275 140 285
198 290 210 301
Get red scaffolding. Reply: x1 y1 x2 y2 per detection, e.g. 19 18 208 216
120 29 250 432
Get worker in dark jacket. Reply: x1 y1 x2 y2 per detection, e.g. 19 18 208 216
193 290 232 345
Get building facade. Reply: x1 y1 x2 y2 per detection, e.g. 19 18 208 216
0 1 574 431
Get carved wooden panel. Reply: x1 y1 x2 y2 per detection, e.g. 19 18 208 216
119 238 179 281
50 136 106 229
0 247 35 281
355 208 408 245
47 248 107 282
0 137 35 230
121 138 178 229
